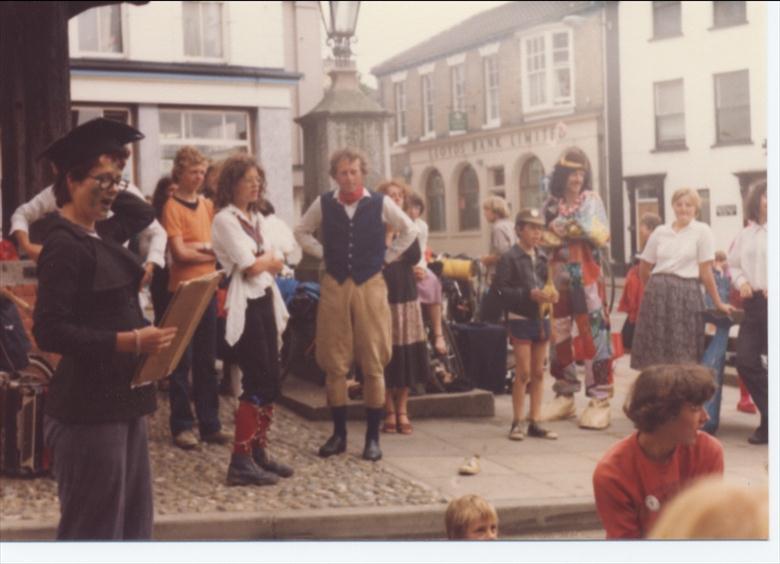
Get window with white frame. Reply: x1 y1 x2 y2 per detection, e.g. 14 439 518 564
76 5 123 55
421 73 435 137
653 1 682 38
713 1 746 27
183 1 224 59
654 79 686 149
714 69 751 144
483 55 500 125
159 109 250 173
394 82 407 142
697 188 711 224
521 29 573 113
451 64 466 113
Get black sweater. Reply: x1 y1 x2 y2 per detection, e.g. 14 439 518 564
33 191 156 423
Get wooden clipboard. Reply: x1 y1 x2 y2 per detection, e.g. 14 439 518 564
131 270 224 388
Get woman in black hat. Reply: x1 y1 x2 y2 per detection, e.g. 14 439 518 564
33 118 177 540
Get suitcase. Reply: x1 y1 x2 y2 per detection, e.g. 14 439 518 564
450 322 508 394
0 371 50 477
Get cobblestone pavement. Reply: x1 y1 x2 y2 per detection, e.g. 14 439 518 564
0 392 446 525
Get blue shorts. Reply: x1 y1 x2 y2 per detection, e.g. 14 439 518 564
507 318 551 344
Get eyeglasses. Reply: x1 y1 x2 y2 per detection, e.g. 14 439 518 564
88 174 129 192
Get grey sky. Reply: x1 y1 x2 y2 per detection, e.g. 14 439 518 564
322 1 510 87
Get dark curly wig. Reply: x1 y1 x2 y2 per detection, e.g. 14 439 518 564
547 148 592 199
624 364 715 433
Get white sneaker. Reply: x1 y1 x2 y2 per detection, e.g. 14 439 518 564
578 398 611 430
508 421 525 441
538 395 576 422
458 455 481 475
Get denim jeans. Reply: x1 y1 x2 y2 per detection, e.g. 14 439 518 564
168 296 221 436
702 320 730 435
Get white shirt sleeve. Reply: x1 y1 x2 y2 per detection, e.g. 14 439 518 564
9 186 57 235
639 226 661 265
727 229 747 289
294 197 324 259
125 183 166 267
383 196 418 263
696 223 716 264
415 219 429 268
212 211 258 272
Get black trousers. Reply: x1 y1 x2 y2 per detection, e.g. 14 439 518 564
735 294 768 436
236 293 281 405
44 415 153 540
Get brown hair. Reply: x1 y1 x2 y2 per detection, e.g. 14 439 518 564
328 148 368 179
649 477 768 539
445 494 498 540
624 364 715 433
407 191 425 214
743 181 767 224
377 178 410 209
171 146 208 182
548 148 592 198
640 212 663 232
215 154 266 212
714 250 727 262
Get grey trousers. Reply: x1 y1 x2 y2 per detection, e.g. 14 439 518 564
44 415 154 540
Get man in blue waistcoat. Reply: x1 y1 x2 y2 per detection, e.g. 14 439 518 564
295 148 418 461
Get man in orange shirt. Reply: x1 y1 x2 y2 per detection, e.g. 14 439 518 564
161 146 230 449
592 364 724 539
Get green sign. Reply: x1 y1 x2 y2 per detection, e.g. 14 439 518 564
449 111 467 132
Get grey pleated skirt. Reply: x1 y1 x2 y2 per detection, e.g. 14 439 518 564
630 273 705 371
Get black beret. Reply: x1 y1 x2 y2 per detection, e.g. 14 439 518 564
40 118 144 171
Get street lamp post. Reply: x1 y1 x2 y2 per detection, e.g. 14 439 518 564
295 0 392 281
320 1 361 66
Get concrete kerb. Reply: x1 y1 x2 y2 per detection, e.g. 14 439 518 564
0 497 597 541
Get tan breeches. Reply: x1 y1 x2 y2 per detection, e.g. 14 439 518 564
315 273 392 408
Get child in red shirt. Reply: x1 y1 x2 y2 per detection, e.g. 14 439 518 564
618 213 662 352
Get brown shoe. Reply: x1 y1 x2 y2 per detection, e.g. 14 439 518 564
202 429 232 445
173 430 199 450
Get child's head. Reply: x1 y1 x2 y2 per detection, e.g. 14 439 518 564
638 212 663 247
514 208 545 248
445 495 498 540
714 250 727 268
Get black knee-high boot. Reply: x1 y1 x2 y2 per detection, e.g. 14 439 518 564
363 407 383 461
252 404 294 477
318 406 348 458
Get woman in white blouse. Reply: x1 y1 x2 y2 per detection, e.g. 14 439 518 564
211 154 293 486
728 182 767 445
631 188 733 370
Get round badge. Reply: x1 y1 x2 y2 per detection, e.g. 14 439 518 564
645 495 661 512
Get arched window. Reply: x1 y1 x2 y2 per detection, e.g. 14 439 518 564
458 165 480 231
425 170 446 232
519 156 545 209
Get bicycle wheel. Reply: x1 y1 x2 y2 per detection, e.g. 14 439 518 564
24 354 54 383
440 321 468 390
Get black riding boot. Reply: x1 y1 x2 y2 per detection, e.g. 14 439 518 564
318 406 348 457
362 407 383 461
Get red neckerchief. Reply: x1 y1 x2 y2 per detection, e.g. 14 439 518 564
337 186 365 206
236 212 263 255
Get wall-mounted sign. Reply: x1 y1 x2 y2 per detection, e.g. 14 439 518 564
716 204 737 217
